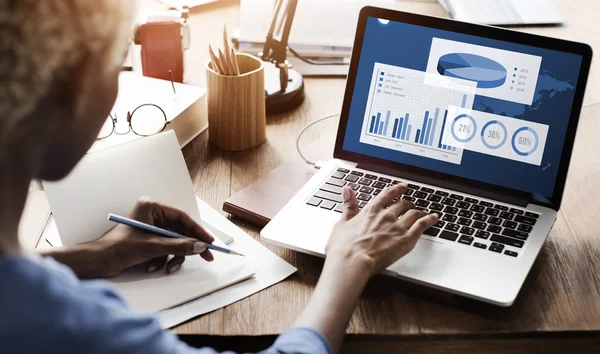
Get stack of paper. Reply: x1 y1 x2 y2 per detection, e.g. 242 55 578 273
438 0 563 26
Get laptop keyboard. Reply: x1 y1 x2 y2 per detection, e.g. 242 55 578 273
306 168 541 258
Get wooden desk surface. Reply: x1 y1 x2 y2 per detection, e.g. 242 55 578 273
140 0 600 350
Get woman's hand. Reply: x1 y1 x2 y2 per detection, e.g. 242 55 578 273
44 197 215 279
326 183 438 276
295 183 438 353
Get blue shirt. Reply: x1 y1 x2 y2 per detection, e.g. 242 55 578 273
0 255 331 354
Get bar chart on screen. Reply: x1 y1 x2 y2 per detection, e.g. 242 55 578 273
360 63 477 165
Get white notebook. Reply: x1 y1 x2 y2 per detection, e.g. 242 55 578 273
43 131 251 312
440 0 564 26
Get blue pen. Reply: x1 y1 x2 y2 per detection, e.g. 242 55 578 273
108 213 244 256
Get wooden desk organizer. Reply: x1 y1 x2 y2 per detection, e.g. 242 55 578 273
206 53 266 151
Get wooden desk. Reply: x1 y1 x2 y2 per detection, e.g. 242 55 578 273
142 1 600 352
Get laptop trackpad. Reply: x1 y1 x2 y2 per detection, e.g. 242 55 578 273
389 238 450 277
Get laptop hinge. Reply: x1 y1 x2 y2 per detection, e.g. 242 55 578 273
356 162 530 207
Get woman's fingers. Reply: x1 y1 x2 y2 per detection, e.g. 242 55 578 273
166 256 185 274
341 186 360 221
406 213 439 239
147 255 168 272
370 184 408 211
156 203 215 243
387 199 415 218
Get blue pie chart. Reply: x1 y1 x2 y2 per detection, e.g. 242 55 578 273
437 53 507 89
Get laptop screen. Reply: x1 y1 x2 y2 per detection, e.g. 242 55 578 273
342 17 584 200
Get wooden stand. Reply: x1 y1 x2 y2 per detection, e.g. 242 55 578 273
206 53 266 151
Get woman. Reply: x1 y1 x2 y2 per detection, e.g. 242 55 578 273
0 1 437 353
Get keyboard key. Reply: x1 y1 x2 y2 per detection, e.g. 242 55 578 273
421 187 434 193
458 235 474 245
450 194 464 201
358 178 373 186
320 200 335 210
334 204 344 213
445 223 460 232
306 197 322 207
345 175 359 183
473 213 488 222
502 229 529 240
487 225 502 233
484 208 500 216
518 224 533 233
403 196 416 203
427 194 442 202
510 208 524 215
439 230 459 241
331 171 346 179
489 243 504 253
359 186 374 194
408 184 420 189
473 242 487 249
404 189 414 196
372 181 387 189
315 190 343 203
415 200 430 208
458 210 473 218
424 227 441 237
480 201 493 207
443 206 459 215
494 204 509 211
337 168 350 173
489 217 502 225
475 230 490 239
465 197 479 204
470 205 485 213
359 201 368 208
434 220 446 228
357 193 372 202
499 211 514 220
456 201 471 209
503 220 518 229
525 212 540 219
373 190 381 196
490 234 524 248
378 177 392 183
430 203 444 211
472 221 487 230
460 226 475 236
348 183 360 191
414 191 428 199
351 171 364 176
442 214 458 223
457 218 472 226
515 215 537 226
442 198 456 206
320 184 342 194
435 191 449 197
365 174 378 179
392 180 401 185
504 250 518 257
326 178 345 187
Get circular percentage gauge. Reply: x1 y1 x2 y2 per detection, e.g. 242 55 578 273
480 120 508 149
511 127 539 156
451 114 477 143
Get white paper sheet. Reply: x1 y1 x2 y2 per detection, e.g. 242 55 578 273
157 197 297 328
43 131 231 245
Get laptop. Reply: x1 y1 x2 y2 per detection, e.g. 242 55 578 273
261 7 592 306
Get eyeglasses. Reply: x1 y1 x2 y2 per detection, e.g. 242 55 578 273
97 104 169 140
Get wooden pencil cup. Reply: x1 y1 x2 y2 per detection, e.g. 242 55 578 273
206 53 266 151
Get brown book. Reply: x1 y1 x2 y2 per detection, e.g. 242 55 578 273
223 137 333 227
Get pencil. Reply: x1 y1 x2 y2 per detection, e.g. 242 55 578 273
223 25 232 68
218 48 231 75
231 48 240 76
209 45 225 75
108 213 245 257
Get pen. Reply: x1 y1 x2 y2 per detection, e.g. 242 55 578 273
169 70 176 95
108 213 244 256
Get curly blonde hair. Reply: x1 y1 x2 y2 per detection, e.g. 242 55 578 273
0 0 135 148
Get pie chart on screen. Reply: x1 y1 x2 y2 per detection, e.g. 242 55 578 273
437 53 507 89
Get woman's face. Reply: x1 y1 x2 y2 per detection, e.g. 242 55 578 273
36 59 121 181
